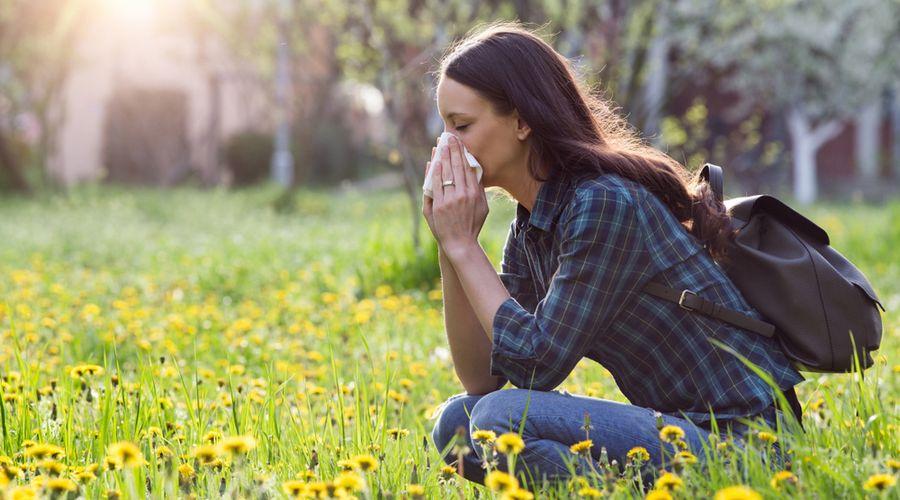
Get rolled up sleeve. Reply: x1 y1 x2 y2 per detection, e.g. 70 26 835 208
497 220 540 313
490 189 652 391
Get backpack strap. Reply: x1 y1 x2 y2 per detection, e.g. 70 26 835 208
784 385 804 431
642 281 776 338
700 163 724 203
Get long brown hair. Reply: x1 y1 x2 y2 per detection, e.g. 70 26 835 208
434 22 733 263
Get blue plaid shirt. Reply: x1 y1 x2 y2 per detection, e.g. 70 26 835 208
491 172 804 425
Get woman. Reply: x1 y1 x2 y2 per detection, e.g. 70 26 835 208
423 22 804 487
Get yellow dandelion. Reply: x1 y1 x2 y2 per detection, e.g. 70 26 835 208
219 435 257 456
334 471 365 492
674 450 697 465
755 431 777 444
107 441 144 468
472 430 497 444
655 472 683 491
102 456 121 471
646 490 673 500
770 470 798 490
75 469 97 483
336 459 356 471
155 446 174 459
659 425 685 443
577 486 604 498
178 463 195 479
569 439 593 455
713 485 763 500
627 446 651 462
191 444 220 465
495 433 525 455
46 478 77 494
387 428 410 440
38 459 66 476
887 459 900 472
863 473 897 492
485 470 518 492
439 465 457 480
502 487 534 499
203 430 223 443
407 483 426 498
24 443 65 460
282 480 308 497
351 454 378 472
6 486 37 500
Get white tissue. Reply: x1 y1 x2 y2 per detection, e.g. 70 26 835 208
423 132 483 198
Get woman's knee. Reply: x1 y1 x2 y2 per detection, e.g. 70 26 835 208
469 388 531 435
430 393 482 455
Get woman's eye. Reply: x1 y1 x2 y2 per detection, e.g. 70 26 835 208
456 125 468 131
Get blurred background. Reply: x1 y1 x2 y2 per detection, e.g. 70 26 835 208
1 0 899 206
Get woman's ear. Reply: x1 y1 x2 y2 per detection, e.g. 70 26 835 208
513 109 531 141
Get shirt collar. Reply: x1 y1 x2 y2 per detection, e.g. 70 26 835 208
516 175 575 233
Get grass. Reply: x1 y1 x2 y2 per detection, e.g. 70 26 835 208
0 183 897 499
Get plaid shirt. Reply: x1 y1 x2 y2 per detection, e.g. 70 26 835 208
491 172 804 424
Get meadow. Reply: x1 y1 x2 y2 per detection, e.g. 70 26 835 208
0 184 897 499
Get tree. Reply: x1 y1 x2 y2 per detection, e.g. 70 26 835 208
671 0 900 204
0 0 88 191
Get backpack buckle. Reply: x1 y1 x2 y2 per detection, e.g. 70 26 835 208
678 290 697 311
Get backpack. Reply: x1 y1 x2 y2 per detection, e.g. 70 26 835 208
641 163 886 422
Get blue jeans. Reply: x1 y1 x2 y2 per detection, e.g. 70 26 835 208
429 388 785 487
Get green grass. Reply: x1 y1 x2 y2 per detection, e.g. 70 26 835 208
0 184 897 499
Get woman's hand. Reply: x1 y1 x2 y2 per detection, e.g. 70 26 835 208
426 135 488 257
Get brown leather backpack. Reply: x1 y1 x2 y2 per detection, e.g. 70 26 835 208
642 164 886 423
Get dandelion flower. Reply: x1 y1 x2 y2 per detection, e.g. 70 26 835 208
495 433 525 455
46 478 77 494
24 443 65 460
219 435 257 456
713 485 762 500
282 480 307 497
5 486 37 500
107 442 145 468
191 444 220 465
351 454 378 472
674 450 697 465
627 446 650 462
472 430 496 444
387 428 410 440
659 425 685 443
485 470 518 492
755 431 777 444
645 490 673 500
863 473 897 492
577 486 604 498
655 472 683 492
407 484 425 499
887 459 900 472
334 471 364 492
770 470 798 490
439 465 456 480
502 487 534 499
569 439 593 456
178 463 196 479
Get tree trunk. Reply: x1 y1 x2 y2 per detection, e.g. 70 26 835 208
0 130 31 193
787 107 843 205
855 97 882 181
891 82 900 179
641 0 670 146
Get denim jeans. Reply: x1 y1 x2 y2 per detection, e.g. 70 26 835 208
429 388 785 487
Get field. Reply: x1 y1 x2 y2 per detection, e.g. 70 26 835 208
0 185 897 499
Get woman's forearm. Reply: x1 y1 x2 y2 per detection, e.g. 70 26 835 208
438 247 505 395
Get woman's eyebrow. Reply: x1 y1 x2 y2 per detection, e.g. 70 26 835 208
443 112 470 120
